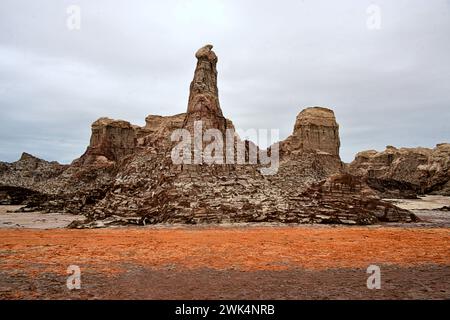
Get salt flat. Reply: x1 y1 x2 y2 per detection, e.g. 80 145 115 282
0 206 83 229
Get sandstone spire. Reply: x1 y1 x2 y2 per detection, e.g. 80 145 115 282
183 44 227 132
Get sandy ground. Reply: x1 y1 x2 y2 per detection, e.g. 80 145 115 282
382 195 450 228
0 206 84 229
385 195 450 210
0 196 449 300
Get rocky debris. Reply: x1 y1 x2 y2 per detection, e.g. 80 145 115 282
299 178 418 224
268 152 343 193
280 107 340 157
76 167 417 227
364 178 420 199
0 44 419 227
0 162 8 174
349 144 450 197
68 215 143 229
85 137 416 225
0 153 67 191
10 186 109 215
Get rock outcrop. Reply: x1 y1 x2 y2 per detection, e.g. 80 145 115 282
137 113 186 147
0 45 418 226
76 117 137 165
349 144 450 197
276 106 343 187
143 114 185 136
280 107 340 157
0 153 67 190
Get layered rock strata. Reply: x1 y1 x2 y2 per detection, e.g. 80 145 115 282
349 144 450 197
280 107 340 157
0 45 419 226
184 44 228 133
77 117 137 165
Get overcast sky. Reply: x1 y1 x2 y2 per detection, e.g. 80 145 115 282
0 0 449 163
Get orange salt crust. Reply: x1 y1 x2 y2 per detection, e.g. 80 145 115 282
0 227 449 275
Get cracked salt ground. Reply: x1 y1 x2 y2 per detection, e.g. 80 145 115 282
0 206 83 229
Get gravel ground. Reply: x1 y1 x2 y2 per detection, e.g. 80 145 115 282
1 264 448 300
0 196 448 300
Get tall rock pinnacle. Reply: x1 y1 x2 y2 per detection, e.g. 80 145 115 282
183 44 227 132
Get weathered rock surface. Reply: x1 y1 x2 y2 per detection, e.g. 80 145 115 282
280 107 340 157
0 45 419 226
184 44 228 133
0 186 44 205
76 117 137 165
349 144 450 197
0 153 67 190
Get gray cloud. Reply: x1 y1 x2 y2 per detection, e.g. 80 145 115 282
1 0 449 163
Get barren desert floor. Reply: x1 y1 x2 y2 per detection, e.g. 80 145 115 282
0 197 449 300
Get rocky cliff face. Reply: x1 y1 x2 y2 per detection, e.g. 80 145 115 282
77 117 137 165
349 144 450 197
276 106 343 184
0 153 67 190
280 107 340 157
0 45 418 226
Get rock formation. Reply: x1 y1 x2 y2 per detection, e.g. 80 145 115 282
280 107 340 157
0 152 67 190
0 45 420 226
76 117 137 165
184 44 228 133
349 144 450 197
142 114 185 136
274 107 343 191
0 185 44 206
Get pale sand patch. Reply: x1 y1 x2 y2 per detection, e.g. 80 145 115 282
385 195 450 210
0 206 84 229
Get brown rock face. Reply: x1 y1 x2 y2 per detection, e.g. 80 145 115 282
183 44 228 133
144 114 185 132
0 153 67 191
349 143 450 197
281 107 340 157
79 117 137 164
138 113 186 147
0 45 418 225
